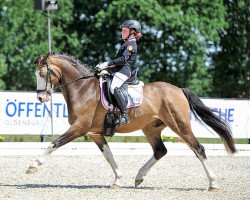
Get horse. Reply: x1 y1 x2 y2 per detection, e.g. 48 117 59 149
26 52 237 191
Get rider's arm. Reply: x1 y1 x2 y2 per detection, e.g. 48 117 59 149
107 56 125 67
107 41 137 68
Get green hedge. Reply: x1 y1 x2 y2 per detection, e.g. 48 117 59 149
0 135 248 144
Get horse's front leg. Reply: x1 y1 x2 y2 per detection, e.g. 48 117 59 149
26 125 85 174
89 133 123 189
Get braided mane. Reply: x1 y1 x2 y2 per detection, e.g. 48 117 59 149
51 52 92 74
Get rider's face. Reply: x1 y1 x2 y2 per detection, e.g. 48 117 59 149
121 27 130 40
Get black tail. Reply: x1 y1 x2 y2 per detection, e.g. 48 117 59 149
182 88 237 154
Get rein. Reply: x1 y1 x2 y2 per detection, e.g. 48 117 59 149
54 73 95 90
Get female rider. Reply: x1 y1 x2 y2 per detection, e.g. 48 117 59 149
96 19 141 126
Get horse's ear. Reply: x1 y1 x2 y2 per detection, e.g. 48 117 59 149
34 55 44 64
40 52 51 64
43 52 51 60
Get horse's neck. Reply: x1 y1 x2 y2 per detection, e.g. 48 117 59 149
51 57 98 119
58 63 96 102
60 65 81 85
53 57 90 88
61 77 97 101
60 77 98 123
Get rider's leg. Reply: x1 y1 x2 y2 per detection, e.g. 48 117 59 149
110 72 129 94
110 72 130 125
113 87 130 125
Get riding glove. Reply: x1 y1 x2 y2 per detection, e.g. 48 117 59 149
95 61 109 70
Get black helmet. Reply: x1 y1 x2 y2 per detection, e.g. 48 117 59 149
120 20 141 33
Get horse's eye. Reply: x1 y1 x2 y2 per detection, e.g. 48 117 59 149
39 72 45 77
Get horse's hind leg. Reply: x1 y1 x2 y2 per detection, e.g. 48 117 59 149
182 137 218 191
161 111 219 191
135 120 167 187
194 145 219 191
89 133 122 189
186 138 219 191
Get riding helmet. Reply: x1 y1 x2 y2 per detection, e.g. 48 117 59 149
120 20 141 33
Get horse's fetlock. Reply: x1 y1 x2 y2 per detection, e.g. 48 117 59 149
36 158 44 166
117 175 122 179
197 143 207 159
30 160 39 168
52 141 60 148
137 170 147 178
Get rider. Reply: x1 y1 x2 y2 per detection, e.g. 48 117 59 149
95 19 141 126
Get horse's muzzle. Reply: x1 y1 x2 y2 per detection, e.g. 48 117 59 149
37 91 51 103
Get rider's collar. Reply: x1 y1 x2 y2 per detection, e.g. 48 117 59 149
123 38 136 43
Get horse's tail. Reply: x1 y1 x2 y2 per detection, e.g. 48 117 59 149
182 88 237 154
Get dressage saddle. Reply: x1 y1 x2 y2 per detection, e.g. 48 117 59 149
100 68 140 137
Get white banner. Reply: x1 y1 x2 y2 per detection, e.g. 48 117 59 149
0 91 249 138
161 98 250 139
0 91 70 135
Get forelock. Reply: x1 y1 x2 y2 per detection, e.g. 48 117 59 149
34 55 44 65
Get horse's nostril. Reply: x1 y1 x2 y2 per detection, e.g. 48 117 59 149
38 96 43 102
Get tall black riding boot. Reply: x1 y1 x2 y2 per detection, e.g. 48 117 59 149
114 87 130 126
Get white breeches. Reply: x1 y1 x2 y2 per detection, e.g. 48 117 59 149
110 72 129 94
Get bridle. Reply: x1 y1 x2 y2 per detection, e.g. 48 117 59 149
36 61 54 94
36 58 95 94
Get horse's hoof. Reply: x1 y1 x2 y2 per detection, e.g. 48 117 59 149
111 184 121 189
135 179 143 188
25 166 38 174
208 187 219 192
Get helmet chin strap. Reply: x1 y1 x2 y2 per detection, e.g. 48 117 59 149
124 29 135 41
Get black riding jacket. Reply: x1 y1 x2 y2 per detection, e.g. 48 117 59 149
107 38 137 77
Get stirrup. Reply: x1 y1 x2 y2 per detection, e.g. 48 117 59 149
117 114 130 126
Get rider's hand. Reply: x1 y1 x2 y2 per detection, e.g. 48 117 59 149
95 61 109 70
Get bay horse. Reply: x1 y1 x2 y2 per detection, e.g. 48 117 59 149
26 52 237 191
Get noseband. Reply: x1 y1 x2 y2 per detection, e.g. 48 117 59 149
36 61 59 94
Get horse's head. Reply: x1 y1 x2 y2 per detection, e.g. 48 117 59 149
34 52 61 103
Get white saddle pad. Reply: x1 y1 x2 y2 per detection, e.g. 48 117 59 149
100 81 144 111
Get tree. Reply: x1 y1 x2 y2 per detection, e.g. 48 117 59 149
0 54 7 89
0 0 234 98
92 0 227 96
212 0 250 98
0 0 77 90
